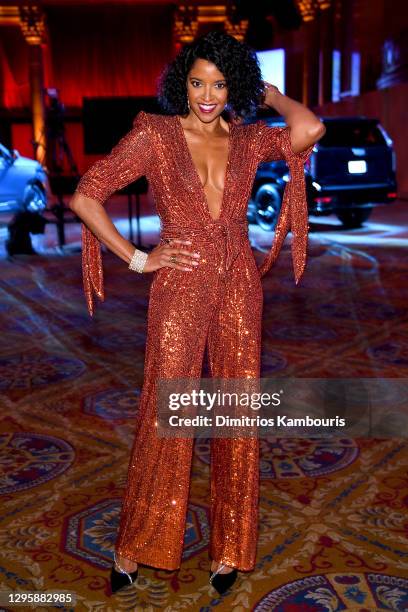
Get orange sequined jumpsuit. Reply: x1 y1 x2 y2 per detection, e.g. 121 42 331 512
75 111 313 571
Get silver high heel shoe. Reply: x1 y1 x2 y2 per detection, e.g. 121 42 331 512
110 551 139 594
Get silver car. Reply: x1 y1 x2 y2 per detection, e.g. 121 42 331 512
0 143 48 214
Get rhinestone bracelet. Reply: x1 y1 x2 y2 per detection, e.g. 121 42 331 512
128 248 148 273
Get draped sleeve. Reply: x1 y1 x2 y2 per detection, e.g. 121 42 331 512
75 110 153 316
255 122 314 284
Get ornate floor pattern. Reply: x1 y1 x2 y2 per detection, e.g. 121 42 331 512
0 237 407 611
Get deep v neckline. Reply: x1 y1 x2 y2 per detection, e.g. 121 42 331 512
175 114 234 223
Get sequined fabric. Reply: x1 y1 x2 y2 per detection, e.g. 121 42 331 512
77 112 153 316
256 123 315 283
75 111 313 571
76 112 314 316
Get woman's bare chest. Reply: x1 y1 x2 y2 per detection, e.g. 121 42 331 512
184 132 230 193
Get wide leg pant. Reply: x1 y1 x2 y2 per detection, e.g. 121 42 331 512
114 239 263 571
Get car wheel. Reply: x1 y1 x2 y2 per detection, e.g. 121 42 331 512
335 207 373 228
23 183 47 213
254 183 282 231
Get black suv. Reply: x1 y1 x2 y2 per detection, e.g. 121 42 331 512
247 115 397 230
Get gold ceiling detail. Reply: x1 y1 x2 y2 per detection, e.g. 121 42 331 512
316 0 331 9
297 0 331 22
19 5 46 45
174 5 199 44
0 6 20 26
173 4 249 44
224 18 248 42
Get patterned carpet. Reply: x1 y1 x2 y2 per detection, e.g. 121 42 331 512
0 236 407 611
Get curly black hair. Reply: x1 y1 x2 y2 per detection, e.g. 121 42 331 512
157 31 264 119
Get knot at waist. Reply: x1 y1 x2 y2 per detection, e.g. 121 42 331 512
160 218 249 271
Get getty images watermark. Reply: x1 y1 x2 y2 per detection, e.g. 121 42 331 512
155 378 408 438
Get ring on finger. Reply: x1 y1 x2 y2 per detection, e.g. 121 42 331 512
170 254 178 264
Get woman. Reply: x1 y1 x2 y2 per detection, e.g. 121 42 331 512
70 31 325 596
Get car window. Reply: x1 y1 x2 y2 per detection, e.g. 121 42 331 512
319 122 386 147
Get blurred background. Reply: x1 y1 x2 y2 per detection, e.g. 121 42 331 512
0 0 407 254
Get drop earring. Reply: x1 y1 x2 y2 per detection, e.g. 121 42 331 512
187 96 190 111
